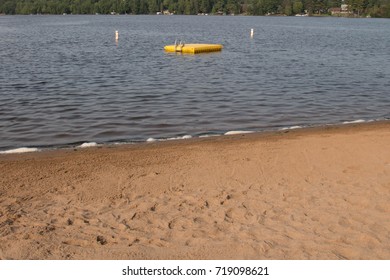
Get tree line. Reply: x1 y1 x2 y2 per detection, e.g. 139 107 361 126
1 0 389 17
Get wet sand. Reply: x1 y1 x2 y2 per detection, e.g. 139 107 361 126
1 122 389 259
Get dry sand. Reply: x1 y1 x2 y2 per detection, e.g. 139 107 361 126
0 122 389 260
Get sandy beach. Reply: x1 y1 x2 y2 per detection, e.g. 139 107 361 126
0 122 389 260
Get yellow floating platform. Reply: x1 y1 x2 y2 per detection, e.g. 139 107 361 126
164 44 223 54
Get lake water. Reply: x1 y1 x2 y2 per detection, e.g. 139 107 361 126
0 15 389 151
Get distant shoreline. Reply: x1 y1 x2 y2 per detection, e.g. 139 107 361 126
2 0 389 18
0 13 385 18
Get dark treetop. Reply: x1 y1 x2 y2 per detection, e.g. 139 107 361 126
1 0 390 18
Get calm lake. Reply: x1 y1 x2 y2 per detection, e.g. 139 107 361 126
0 15 389 150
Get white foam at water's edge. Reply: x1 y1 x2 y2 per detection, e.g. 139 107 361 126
77 142 98 148
199 134 220 138
342 119 366 124
2 119 386 152
0 147 39 154
279 120 371 131
224 131 254 135
279 126 303 130
147 135 192 142
167 135 192 140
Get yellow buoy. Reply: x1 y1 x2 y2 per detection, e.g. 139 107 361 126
164 43 223 54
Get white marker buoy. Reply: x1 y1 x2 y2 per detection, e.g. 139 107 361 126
115 30 119 41
250 28 254 38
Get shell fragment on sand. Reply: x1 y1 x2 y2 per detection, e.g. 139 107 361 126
164 44 223 54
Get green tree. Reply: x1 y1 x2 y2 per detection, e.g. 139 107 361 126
283 0 293 14
292 0 303 13
2 1 16 14
199 0 211 12
212 0 225 13
226 0 240 14
148 0 159 13
347 0 365 15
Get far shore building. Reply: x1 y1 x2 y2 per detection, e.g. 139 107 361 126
329 4 351 16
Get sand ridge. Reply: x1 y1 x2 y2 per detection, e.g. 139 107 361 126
0 122 389 259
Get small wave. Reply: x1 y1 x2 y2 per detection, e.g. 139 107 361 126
77 142 98 148
342 119 366 124
224 131 254 135
199 134 220 138
279 126 303 131
146 135 192 142
167 135 192 140
0 147 39 154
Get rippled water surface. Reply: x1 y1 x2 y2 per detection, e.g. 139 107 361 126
1 15 389 150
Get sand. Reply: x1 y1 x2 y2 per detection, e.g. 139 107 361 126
0 122 389 260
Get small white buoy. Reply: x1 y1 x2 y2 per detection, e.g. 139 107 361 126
250 28 254 38
115 30 119 41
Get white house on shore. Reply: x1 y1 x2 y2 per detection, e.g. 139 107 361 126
329 4 351 16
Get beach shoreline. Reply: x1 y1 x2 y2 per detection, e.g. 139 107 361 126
1 121 389 259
